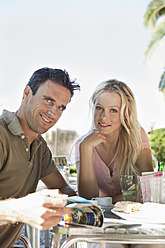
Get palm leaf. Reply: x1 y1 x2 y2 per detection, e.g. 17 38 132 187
145 21 165 57
144 0 165 27
159 69 165 91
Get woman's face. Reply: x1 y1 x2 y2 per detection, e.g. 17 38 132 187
94 91 122 135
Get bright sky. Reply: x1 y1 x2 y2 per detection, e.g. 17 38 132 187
0 0 165 136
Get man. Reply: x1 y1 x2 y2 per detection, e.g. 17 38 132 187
0 67 80 247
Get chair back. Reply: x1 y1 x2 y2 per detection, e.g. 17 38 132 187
53 156 70 183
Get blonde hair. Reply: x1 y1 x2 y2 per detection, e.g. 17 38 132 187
89 79 141 176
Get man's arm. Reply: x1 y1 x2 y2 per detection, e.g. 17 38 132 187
0 189 70 230
41 170 77 196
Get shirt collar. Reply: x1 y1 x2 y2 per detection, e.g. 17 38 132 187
1 109 41 142
2 109 24 135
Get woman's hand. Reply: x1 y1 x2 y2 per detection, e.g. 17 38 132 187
80 130 107 150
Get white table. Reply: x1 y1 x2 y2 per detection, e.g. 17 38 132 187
50 207 165 248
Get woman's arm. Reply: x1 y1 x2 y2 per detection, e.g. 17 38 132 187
136 127 154 174
136 148 154 175
77 140 99 199
112 194 124 204
77 131 106 199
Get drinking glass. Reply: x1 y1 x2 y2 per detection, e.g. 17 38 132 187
120 175 139 202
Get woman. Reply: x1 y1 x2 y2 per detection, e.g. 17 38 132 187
75 79 154 204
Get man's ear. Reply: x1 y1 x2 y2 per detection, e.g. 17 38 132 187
23 86 32 100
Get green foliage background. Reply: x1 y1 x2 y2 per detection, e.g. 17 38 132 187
148 128 165 162
69 164 77 177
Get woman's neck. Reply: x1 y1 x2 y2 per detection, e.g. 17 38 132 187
103 131 119 149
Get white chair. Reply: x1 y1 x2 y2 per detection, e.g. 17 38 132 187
13 234 32 248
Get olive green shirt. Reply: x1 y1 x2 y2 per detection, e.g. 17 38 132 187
0 109 57 247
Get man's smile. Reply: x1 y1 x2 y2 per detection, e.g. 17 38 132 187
40 114 52 124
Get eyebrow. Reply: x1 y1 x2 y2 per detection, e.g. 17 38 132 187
43 95 56 102
96 102 120 109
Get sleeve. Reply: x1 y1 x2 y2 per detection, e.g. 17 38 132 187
75 138 82 163
141 127 151 150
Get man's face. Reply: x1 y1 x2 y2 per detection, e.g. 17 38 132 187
24 80 71 134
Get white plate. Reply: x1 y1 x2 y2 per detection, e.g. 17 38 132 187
111 209 165 224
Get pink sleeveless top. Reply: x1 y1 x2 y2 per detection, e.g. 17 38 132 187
75 128 151 197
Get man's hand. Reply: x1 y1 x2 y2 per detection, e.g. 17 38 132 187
0 189 70 230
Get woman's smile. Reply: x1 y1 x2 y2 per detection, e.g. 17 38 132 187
98 121 111 128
